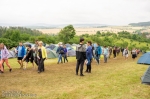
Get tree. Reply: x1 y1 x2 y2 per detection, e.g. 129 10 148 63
20 33 30 41
58 25 76 44
96 31 101 35
10 30 20 42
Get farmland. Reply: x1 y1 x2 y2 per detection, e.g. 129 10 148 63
37 26 150 35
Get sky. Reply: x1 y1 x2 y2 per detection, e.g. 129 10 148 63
0 0 150 26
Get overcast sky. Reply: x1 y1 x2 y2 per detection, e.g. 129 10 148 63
0 0 150 25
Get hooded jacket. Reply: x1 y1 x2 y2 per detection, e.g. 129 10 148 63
76 44 86 60
95 46 102 55
1 46 9 59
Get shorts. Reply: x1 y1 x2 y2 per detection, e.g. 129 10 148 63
25 58 34 63
18 57 23 60
125 54 128 58
132 54 136 59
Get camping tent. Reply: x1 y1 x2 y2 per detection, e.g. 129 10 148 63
46 44 56 50
8 51 17 58
68 49 76 57
23 42 35 48
141 66 150 85
53 46 59 52
46 49 57 59
65 44 71 47
137 52 150 65
71 46 76 50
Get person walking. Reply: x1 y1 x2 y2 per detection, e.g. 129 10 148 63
0 43 12 72
131 48 137 60
95 43 102 65
0 49 4 73
109 47 112 58
37 41 47 73
63 45 68 63
16 42 26 69
34 40 39 66
123 47 129 60
103 46 109 63
113 47 117 59
85 41 92 73
76 38 86 76
22 45 34 70
56 43 64 64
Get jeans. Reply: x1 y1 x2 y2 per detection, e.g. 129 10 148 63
63 54 68 63
76 60 84 75
95 54 100 64
58 54 63 63
86 57 92 72
38 58 45 72
104 54 107 63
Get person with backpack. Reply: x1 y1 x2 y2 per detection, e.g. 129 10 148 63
56 43 64 64
85 41 93 73
0 43 12 73
95 43 102 65
76 38 86 76
22 45 34 70
123 47 129 60
16 42 26 69
63 45 68 63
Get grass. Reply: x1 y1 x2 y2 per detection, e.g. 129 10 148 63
0 54 150 99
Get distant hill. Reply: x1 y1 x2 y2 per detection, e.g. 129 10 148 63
25 24 109 29
0 23 108 29
129 21 150 26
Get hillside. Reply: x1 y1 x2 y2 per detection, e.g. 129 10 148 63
129 21 150 26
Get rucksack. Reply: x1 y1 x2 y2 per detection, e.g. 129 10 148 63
125 50 128 55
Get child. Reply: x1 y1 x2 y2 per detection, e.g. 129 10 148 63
23 45 34 69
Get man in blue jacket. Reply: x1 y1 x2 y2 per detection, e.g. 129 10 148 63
56 43 64 64
16 42 26 69
95 43 102 65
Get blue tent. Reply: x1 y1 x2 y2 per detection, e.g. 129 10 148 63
141 66 150 85
137 52 150 65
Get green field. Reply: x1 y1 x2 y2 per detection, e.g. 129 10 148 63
0 54 150 99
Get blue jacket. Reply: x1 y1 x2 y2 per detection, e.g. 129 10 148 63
17 46 26 57
95 46 102 55
86 46 92 59
56 46 64 54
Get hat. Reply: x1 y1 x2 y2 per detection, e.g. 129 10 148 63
28 44 32 48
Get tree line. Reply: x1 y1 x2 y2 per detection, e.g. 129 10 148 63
0 25 149 51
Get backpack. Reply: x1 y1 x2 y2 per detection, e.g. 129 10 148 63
60 50 64 54
125 50 128 55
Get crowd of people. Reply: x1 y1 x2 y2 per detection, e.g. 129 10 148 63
0 39 140 75
0 40 69 74
75 38 140 76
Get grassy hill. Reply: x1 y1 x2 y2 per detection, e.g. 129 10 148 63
129 21 150 26
0 54 150 99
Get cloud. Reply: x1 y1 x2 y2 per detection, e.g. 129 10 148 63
0 0 149 25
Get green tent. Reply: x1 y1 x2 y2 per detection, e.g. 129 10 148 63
53 46 58 52
46 49 57 59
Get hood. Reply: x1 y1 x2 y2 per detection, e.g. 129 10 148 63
77 44 84 48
